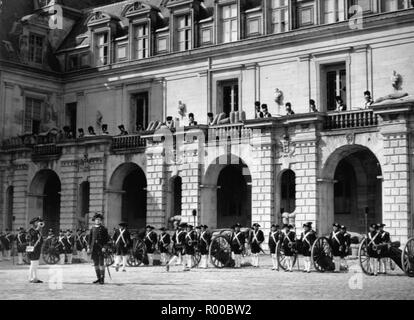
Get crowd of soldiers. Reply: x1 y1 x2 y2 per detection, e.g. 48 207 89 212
0 213 394 284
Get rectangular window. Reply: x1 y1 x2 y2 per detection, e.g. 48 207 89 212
201 28 212 44
65 103 77 134
247 17 261 36
96 33 109 66
177 15 192 51
222 4 238 43
270 0 289 33
135 24 149 59
68 55 78 71
157 37 168 53
380 0 405 12
322 0 345 24
134 92 149 131
117 44 128 61
323 63 347 111
349 0 375 12
80 53 90 67
218 79 239 116
29 34 44 64
24 97 42 134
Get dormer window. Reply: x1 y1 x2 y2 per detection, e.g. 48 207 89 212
95 32 109 66
322 0 346 24
221 3 238 43
28 34 44 64
134 24 149 59
270 0 289 33
177 14 192 51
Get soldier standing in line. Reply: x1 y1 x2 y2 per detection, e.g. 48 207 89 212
57 230 67 265
158 227 171 266
367 223 381 276
268 224 280 271
65 230 75 264
113 221 131 272
377 223 391 274
87 213 110 284
300 222 316 273
197 225 211 269
340 225 351 271
184 224 198 271
329 223 346 272
80 229 89 262
16 227 27 265
144 225 158 266
166 222 187 272
26 217 44 283
230 223 245 268
281 224 296 272
75 229 84 262
250 223 264 268
2 229 14 261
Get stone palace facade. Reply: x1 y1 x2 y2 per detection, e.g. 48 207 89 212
0 0 414 244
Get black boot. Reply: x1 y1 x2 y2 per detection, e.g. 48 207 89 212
99 268 105 284
93 267 100 284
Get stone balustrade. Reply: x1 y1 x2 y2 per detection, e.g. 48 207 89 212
324 109 379 130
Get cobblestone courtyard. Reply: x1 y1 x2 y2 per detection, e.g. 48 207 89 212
0 256 413 300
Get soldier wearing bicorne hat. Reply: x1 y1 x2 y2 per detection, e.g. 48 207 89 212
113 221 132 272
340 225 351 271
300 222 316 273
144 225 158 266
16 227 27 265
197 225 211 269
367 223 381 276
65 229 75 264
57 230 67 265
281 224 296 272
377 223 391 274
27 217 45 283
183 224 198 271
87 213 110 284
158 227 171 265
166 222 187 272
250 223 264 268
329 223 346 272
230 223 245 268
269 224 281 271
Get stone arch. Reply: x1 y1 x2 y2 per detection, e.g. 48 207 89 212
201 154 252 228
107 162 147 230
28 169 61 232
319 144 382 235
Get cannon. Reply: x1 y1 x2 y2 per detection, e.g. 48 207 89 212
310 237 335 272
208 228 251 268
127 236 146 267
275 240 298 271
358 237 414 277
41 237 60 265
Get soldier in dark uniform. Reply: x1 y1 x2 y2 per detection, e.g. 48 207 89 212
269 224 280 270
184 224 197 271
230 223 245 268
158 227 171 265
377 223 391 274
16 227 27 265
281 224 296 272
166 222 187 272
300 222 316 273
2 229 14 261
56 230 67 265
198 225 211 269
80 229 89 262
65 230 74 264
340 225 351 271
87 213 110 284
329 223 345 272
250 223 264 268
27 217 44 283
112 221 131 272
144 225 158 266
367 223 381 276
75 229 84 262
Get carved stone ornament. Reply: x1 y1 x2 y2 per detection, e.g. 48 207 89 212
79 153 91 171
346 133 355 145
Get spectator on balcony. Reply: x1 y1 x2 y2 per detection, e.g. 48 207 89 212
63 126 74 139
188 113 198 126
78 128 85 138
118 125 128 136
161 116 175 129
255 101 263 119
285 103 295 116
261 104 272 118
87 126 96 136
335 96 346 111
207 112 215 125
364 91 373 109
101 124 109 135
309 99 318 112
136 124 143 132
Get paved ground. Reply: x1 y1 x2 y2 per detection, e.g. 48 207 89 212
0 256 413 300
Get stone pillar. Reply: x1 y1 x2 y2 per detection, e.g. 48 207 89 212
146 144 167 228
60 160 78 230
13 163 29 227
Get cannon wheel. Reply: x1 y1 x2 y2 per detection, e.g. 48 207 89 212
402 237 414 277
209 235 233 268
42 248 60 265
128 238 146 267
311 236 334 272
276 241 297 271
358 238 373 275
191 249 202 268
